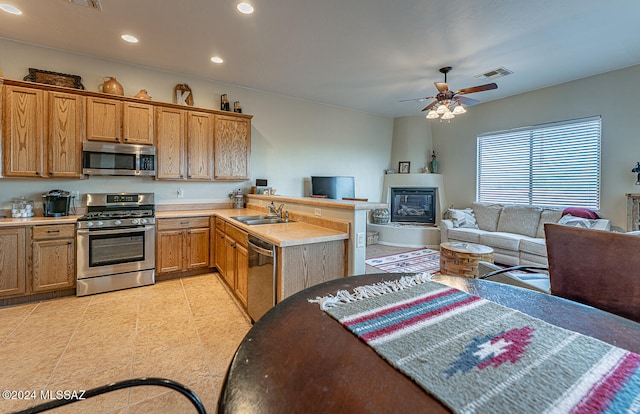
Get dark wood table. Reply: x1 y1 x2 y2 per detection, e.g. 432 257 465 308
218 274 640 413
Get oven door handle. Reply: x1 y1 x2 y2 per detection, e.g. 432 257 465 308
77 226 155 236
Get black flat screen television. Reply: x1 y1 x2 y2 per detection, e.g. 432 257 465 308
311 176 355 200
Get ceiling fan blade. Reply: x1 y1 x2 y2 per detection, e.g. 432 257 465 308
435 82 449 93
421 100 438 111
455 83 498 95
454 95 480 106
398 96 434 103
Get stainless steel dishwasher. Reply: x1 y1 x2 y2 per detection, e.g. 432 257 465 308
247 235 277 322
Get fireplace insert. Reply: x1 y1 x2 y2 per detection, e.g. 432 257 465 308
390 187 436 224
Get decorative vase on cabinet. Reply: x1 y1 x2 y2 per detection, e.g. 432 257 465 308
101 76 124 96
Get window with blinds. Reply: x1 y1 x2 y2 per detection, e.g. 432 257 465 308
476 116 601 209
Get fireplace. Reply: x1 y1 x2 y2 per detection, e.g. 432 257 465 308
390 187 436 224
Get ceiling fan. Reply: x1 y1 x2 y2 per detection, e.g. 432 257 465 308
400 66 497 119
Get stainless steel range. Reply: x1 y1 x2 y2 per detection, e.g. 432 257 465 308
76 193 156 296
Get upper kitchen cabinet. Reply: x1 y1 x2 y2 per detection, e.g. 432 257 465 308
2 85 84 178
86 97 153 145
214 115 250 180
155 107 214 181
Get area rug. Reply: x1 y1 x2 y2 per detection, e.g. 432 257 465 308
365 248 440 274
310 274 640 414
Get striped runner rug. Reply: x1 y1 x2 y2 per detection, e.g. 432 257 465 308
310 274 640 414
365 248 440 273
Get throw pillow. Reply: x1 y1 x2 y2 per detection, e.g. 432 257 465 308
562 207 600 219
449 208 479 229
496 205 542 238
472 202 503 231
557 214 597 229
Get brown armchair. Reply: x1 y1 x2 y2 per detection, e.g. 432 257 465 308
544 223 640 323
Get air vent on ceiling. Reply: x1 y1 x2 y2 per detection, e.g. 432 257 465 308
65 0 102 11
474 67 513 80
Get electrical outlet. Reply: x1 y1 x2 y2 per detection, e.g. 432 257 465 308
314 208 322 216
177 187 184 199
71 190 80 199
356 232 365 248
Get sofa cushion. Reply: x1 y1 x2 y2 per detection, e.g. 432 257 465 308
472 202 503 232
449 208 479 229
496 205 541 238
479 232 527 251
520 238 546 256
536 208 564 238
448 228 484 243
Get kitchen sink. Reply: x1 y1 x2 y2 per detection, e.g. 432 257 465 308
231 215 291 225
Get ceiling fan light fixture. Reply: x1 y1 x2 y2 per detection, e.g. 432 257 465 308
426 110 439 119
441 112 455 120
452 104 466 115
436 104 448 115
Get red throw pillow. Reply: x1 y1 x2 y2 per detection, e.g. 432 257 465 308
562 207 600 219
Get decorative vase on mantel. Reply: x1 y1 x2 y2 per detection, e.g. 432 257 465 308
430 159 439 174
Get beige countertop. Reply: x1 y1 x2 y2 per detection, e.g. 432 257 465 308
246 194 388 210
0 209 348 247
158 208 349 247
0 215 83 227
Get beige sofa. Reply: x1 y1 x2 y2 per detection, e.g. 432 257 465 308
440 202 610 267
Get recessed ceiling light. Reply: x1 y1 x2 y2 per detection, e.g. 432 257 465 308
237 2 254 14
211 56 224 64
121 34 139 43
0 4 22 15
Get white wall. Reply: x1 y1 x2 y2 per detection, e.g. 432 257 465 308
0 38 393 209
390 116 433 175
391 64 640 230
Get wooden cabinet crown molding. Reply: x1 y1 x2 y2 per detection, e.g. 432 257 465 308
0 77 253 119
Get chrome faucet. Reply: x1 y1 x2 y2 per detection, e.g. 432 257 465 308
267 201 285 218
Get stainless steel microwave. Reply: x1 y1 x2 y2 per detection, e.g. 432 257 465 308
82 141 156 176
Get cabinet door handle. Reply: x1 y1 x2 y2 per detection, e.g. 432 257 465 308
35 171 41 176
49 171 54 176
47 230 60 234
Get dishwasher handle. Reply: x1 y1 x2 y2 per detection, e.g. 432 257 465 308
248 240 274 257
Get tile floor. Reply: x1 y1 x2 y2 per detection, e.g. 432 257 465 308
0 274 251 414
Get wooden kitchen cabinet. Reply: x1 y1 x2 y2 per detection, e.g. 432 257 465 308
155 107 214 180
86 97 153 144
214 115 250 180
31 224 76 292
156 217 210 274
213 217 249 306
0 227 27 298
278 240 347 302
3 86 84 178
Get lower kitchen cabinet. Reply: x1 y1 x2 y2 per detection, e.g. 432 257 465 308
0 227 27 298
213 217 249 306
31 224 76 292
157 217 210 274
278 240 346 301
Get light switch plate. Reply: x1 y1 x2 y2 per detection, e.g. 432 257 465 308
356 232 365 248
314 208 321 216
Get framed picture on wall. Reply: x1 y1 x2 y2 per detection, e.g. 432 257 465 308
398 161 410 174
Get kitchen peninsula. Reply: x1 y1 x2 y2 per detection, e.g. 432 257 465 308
245 194 388 275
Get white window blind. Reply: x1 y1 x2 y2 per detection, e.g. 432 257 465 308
477 116 601 209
